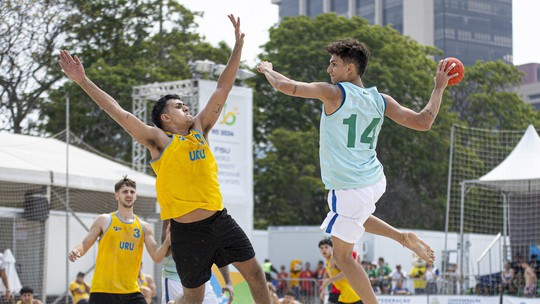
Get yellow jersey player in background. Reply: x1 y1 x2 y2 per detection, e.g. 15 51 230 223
68 177 171 304
59 14 271 304
319 238 362 304
69 272 90 304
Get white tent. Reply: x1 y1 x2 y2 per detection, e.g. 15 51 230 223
458 125 540 276
475 124 540 193
0 131 159 299
0 131 156 197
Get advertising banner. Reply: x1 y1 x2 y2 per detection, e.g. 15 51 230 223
197 80 254 237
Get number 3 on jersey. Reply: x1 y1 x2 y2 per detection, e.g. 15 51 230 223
343 115 381 149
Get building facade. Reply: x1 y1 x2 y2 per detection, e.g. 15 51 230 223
517 63 540 110
271 0 513 66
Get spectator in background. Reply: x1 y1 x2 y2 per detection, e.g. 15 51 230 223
425 262 438 295
499 261 515 295
0 252 11 302
70 272 90 304
314 260 325 299
376 257 392 294
276 265 289 298
390 264 407 289
521 262 538 297
367 262 381 295
392 280 411 295
17 287 42 304
511 252 524 275
300 262 314 302
263 259 280 282
409 256 426 295
528 253 540 279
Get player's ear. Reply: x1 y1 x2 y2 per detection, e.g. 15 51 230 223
347 62 355 74
160 113 170 123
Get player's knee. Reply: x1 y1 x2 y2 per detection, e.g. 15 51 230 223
236 259 266 282
333 251 353 266
182 287 205 303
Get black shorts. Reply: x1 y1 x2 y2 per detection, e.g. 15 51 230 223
170 208 255 288
88 292 145 304
328 292 340 303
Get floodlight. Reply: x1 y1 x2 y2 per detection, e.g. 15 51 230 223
191 60 215 74
213 64 227 77
236 69 256 80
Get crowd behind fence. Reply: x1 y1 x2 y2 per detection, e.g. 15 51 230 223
269 274 539 304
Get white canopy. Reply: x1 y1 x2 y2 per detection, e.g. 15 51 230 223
0 131 156 197
475 124 540 192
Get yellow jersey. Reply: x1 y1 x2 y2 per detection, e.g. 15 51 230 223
90 212 145 294
151 130 223 219
326 257 361 303
138 273 149 288
410 266 427 289
69 280 90 303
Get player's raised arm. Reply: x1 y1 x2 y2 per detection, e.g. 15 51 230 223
195 15 245 136
256 61 342 108
384 59 457 131
58 50 168 156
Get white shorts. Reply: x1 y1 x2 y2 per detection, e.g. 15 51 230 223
320 177 386 244
162 277 217 304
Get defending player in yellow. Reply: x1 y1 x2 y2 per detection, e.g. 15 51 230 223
60 14 271 304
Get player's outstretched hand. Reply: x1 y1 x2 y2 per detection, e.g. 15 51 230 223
227 14 244 46
59 50 86 84
256 61 273 74
68 248 81 262
434 58 458 89
222 282 234 304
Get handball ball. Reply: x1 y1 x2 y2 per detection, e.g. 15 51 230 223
445 57 464 86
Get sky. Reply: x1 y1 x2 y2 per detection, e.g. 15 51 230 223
181 0 537 68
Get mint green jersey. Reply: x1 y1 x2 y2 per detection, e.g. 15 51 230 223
162 256 180 281
319 82 385 190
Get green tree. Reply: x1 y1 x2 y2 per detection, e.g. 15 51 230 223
254 128 326 227
448 60 540 130
41 1 232 161
252 13 456 229
0 0 71 133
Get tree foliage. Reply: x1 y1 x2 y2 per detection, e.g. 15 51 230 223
448 60 540 130
0 0 70 133
40 0 232 161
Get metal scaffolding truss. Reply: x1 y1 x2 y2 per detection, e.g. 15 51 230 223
131 79 199 172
